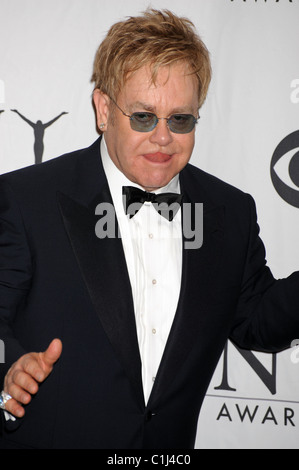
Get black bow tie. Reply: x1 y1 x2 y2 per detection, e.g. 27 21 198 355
122 186 182 221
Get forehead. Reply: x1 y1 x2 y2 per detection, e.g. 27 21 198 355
119 63 199 111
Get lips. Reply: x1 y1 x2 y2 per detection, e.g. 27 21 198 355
143 152 172 163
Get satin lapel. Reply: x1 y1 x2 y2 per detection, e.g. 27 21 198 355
148 171 225 407
57 186 144 409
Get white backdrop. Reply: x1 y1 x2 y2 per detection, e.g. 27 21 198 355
1 0 299 449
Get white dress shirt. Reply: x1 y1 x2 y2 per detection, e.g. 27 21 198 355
101 137 182 404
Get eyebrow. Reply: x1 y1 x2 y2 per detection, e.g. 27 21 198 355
128 101 195 115
130 101 155 112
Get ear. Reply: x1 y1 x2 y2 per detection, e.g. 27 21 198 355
93 89 110 132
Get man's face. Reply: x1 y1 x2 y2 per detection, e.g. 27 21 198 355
94 63 199 191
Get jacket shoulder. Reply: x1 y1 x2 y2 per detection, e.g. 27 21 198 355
1 139 100 185
182 163 251 205
0 139 102 202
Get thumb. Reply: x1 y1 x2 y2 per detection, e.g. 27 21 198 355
41 338 63 368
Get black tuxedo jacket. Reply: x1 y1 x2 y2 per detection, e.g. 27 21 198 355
0 137 298 449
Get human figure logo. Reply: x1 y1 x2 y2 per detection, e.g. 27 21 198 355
11 109 68 164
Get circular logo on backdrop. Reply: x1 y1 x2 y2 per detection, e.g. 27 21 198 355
270 130 299 208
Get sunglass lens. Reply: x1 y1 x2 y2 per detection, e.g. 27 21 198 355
168 115 196 134
129 112 197 134
130 113 157 132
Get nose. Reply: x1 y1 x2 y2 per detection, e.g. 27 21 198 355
149 118 174 146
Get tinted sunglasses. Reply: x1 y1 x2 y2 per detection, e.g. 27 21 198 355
110 97 199 134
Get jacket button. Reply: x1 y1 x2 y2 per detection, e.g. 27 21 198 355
145 410 154 422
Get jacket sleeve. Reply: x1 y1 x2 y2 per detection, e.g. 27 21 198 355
0 178 32 384
229 194 299 353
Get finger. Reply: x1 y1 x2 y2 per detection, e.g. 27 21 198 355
4 396 26 419
20 339 62 383
22 355 46 383
11 370 39 395
7 382 32 406
40 339 63 369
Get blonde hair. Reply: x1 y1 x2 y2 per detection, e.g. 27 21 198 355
91 9 212 108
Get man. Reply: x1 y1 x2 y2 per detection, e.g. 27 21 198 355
0 9 298 449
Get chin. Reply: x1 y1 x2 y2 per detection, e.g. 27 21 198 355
141 180 172 192
139 171 176 190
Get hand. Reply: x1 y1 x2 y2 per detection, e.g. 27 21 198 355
3 339 62 418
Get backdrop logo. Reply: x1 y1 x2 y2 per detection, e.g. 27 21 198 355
270 130 299 207
208 341 297 427
11 109 68 164
215 341 277 395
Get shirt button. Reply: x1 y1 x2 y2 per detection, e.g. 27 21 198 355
149 233 154 239
152 328 156 335
152 279 157 285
